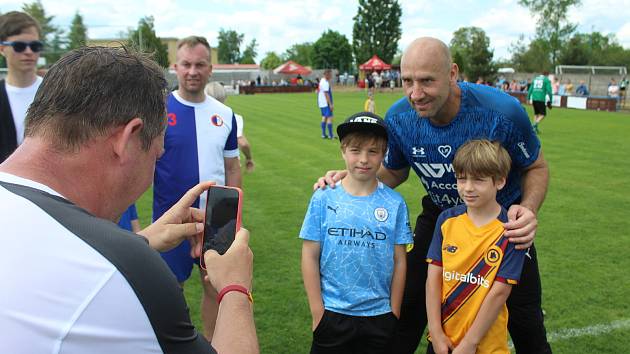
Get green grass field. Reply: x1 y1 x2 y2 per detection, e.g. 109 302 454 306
136 90 630 353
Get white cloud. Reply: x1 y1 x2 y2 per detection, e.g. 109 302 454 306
618 22 630 47
471 6 534 37
0 0 627 64
399 27 452 51
469 5 535 59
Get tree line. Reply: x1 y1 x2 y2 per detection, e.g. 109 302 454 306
224 0 401 72
4 0 629 78
2 0 402 72
450 0 630 81
1 0 169 68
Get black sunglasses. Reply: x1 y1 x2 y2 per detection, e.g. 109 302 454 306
1 40 44 53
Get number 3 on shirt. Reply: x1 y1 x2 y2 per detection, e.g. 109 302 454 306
167 113 177 126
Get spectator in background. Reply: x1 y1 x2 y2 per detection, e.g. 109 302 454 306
374 71 383 91
118 204 141 233
364 91 376 113
528 71 553 134
205 82 255 172
318 69 335 139
608 78 620 98
0 11 43 162
391 70 400 87
564 79 574 95
608 78 621 109
558 80 566 95
552 77 560 94
366 74 375 95
620 76 628 108
576 80 589 96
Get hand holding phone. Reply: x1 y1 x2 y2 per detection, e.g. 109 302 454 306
200 186 243 269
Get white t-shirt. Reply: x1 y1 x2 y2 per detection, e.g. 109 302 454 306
608 84 620 97
0 172 212 353
235 113 244 138
6 76 43 145
318 78 330 108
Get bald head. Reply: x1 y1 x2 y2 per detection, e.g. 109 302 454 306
399 37 460 122
402 37 452 74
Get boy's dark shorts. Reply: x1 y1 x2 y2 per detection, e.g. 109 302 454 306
311 310 398 354
533 101 547 116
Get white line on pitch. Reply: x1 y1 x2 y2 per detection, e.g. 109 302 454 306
547 318 630 342
509 318 630 348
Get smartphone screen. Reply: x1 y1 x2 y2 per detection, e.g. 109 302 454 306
201 186 242 265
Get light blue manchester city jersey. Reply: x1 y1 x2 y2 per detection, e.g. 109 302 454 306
300 182 413 316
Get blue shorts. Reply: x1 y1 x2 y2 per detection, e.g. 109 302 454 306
160 240 198 282
320 106 333 118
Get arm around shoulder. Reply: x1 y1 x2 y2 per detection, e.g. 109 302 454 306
377 164 409 189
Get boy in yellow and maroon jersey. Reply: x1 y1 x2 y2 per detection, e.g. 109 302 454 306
425 140 526 354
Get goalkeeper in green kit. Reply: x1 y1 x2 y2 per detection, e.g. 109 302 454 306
527 71 553 134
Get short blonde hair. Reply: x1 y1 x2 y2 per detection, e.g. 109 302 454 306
205 82 226 103
176 36 211 61
453 140 511 181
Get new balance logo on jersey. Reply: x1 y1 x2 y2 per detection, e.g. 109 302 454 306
414 162 455 178
411 146 426 157
327 205 338 214
443 244 458 253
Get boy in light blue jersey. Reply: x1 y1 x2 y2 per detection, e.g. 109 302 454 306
300 112 413 354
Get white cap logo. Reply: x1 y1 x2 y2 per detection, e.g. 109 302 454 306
350 116 378 124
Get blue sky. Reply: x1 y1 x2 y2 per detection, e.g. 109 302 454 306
1 0 629 62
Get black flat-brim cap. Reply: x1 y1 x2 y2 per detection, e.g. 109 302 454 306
336 111 388 141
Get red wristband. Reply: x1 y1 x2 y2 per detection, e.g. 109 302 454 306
217 285 253 304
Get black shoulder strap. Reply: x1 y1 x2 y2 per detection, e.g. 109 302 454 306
0 79 18 162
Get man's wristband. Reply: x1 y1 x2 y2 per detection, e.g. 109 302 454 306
217 285 253 304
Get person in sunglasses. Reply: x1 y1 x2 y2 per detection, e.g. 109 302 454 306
0 11 43 162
